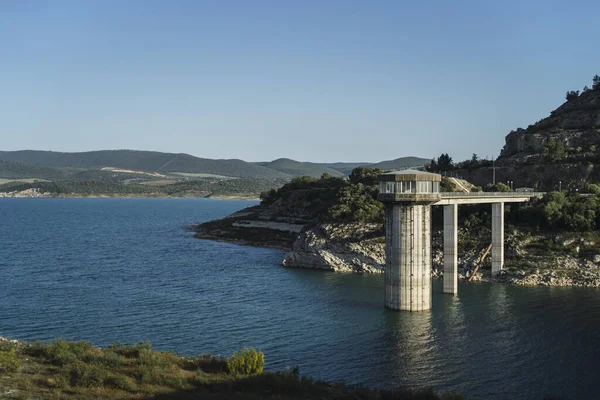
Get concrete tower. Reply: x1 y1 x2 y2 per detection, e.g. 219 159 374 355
378 170 442 311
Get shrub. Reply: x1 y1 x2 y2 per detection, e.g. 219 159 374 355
585 184 600 195
227 348 264 375
440 177 455 192
194 354 228 373
328 183 384 223
100 351 126 368
483 182 511 192
44 339 80 366
109 341 152 359
566 90 580 101
0 348 20 373
65 360 109 387
104 373 132 391
133 347 180 386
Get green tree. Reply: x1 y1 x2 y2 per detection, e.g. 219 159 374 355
483 182 512 192
348 167 383 187
425 158 438 172
566 90 580 101
543 138 566 160
593 75 600 90
328 183 384 223
437 153 453 172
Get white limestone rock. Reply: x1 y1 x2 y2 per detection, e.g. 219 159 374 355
282 223 385 273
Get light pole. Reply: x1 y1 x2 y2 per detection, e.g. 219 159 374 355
559 181 562 192
492 157 496 185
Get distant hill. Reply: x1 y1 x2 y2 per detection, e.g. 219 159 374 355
0 159 73 181
0 150 291 180
260 158 345 178
365 156 430 171
256 157 431 176
316 162 373 175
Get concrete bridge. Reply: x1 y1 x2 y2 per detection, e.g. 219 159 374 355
378 170 544 312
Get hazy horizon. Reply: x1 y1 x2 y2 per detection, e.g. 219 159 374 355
0 147 433 165
2 1 599 163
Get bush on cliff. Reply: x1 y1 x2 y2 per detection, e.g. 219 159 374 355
227 348 265 375
539 192 599 231
0 348 20 373
260 168 385 223
328 183 384 223
483 182 512 192
566 90 580 101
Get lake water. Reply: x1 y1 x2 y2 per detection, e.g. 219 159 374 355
0 198 599 399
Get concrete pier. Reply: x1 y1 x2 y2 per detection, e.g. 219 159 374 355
384 204 432 311
379 170 539 311
443 204 458 294
491 202 504 276
378 170 441 312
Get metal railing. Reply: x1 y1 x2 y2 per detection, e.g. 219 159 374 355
440 192 546 198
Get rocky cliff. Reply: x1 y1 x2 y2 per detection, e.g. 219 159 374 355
458 88 600 189
282 223 385 273
501 89 600 157
193 210 600 287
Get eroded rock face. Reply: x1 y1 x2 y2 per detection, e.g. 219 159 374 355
282 223 385 273
458 88 600 189
501 90 600 158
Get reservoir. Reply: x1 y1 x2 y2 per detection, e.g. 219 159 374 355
0 198 598 399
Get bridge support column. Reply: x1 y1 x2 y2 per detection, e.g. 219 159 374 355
443 204 458 294
492 202 504 276
384 204 432 311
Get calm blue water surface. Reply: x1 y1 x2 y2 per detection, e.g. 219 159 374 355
0 198 599 399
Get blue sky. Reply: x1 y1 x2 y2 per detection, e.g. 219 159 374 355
1 0 599 163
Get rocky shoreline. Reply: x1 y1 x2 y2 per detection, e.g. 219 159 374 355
192 214 600 288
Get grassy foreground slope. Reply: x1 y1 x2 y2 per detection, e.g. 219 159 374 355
0 337 460 400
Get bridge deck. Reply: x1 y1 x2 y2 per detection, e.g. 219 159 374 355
434 192 545 205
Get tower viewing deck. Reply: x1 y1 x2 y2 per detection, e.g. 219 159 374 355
378 170 543 312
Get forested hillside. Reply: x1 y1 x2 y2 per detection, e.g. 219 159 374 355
259 158 345 178
0 178 287 198
0 159 72 181
0 150 291 179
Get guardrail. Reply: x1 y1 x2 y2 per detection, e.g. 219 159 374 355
440 192 546 198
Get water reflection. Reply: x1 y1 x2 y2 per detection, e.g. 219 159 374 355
380 310 436 390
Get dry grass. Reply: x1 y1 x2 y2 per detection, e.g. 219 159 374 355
0 338 463 400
